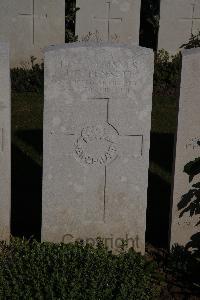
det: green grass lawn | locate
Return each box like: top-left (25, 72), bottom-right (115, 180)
top-left (12, 92), bottom-right (43, 166)
top-left (151, 96), bottom-right (178, 134)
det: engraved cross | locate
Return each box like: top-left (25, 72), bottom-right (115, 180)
top-left (18, 0), bottom-right (35, 44)
top-left (93, 1), bottom-right (122, 41)
top-left (64, 98), bottom-right (144, 223)
top-left (180, 0), bottom-right (200, 34)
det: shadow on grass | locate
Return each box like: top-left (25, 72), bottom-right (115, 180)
top-left (16, 129), bottom-right (43, 154)
top-left (150, 132), bottom-right (175, 173)
top-left (146, 171), bottom-right (171, 248)
top-left (11, 143), bottom-right (42, 241)
top-left (146, 132), bottom-right (175, 248)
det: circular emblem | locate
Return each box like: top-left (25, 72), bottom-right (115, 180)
top-left (73, 123), bottom-right (119, 167)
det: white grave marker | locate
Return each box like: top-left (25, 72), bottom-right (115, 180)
top-left (0, 0), bottom-right (65, 67)
top-left (171, 48), bottom-right (200, 249)
top-left (42, 43), bottom-right (153, 253)
top-left (158, 0), bottom-right (200, 53)
top-left (76, 0), bottom-right (141, 44)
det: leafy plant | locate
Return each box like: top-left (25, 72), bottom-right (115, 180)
top-left (0, 238), bottom-right (161, 299)
top-left (186, 232), bottom-right (200, 258)
top-left (177, 158), bottom-right (200, 255)
top-left (181, 31), bottom-right (200, 49)
top-left (178, 157), bottom-right (200, 228)
top-left (184, 157), bottom-right (200, 183)
top-left (178, 182), bottom-right (200, 226)
top-left (140, 0), bottom-right (160, 50)
top-left (153, 50), bottom-right (181, 97)
top-left (167, 244), bottom-right (200, 288)
top-left (11, 57), bottom-right (44, 93)
top-left (65, 0), bottom-right (79, 42)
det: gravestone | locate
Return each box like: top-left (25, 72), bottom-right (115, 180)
top-left (0, 42), bottom-right (10, 241)
top-left (171, 48), bottom-right (200, 249)
top-left (76, 0), bottom-right (141, 44)
top-left (42, 43), bottom-right (153, 253)
top-left (158, 0), bottom-right (200, 53)
top-left (0, 0), bottom-right (65, 67)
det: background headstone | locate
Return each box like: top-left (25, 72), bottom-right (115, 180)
top-left (171, 48), bottom-right (200, 249)
top-left (76, 0), bottom-right (141, 44)
top-left (0, 42), bottom-right (10, 241)
top-left (0, 0), bottom-right (65, 67)
top-left (42, 43), bottom-right (153, 253)
top-left (158, 0), bottom-right (200, 53)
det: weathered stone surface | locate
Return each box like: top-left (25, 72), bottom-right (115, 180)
top-left (0, 0), bottom-right (65, 67)
top-left (0, 42), bottom-right (10, 241)
top-left (76, 0), bottom-right (141, 44)
top-left (42, 43), bottom-right (153, 253)
top-left (171, 48), bottom-right (200, 249)
top-left (158, 0), bottom-right (200, 53)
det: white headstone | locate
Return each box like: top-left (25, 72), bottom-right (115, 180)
top-left (158, 0), bottom-right (200, 53)
top-left (0, 42), bottom-right (10, 241)
top-left (42, 43), bottom-right (153, 253)
top-left (0, 0), bottom-right (65, 67)
top-left (171, 48), bottom-right (200, 249)
top-left (76, 0), bottom-right (141, 44)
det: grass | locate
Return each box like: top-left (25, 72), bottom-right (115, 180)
top-left (151, 96), bottom-right (178, 134)
top-left (12, 92), bottom-right (43, 166)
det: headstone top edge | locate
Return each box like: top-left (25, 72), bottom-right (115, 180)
top-left (182, 47), bottom-right (200, 57)
top-left (44, 42), bottom-right (153, 55)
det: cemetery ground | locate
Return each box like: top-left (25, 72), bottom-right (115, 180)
top-left (9, 90), bottom-right (200, 299)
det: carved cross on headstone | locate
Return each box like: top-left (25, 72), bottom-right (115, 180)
top-left (18, 0), bottom-right (35, 44)
top-left (93, 1), bottom-right (122, 41)
top-left (180, 0), bottom-right (200, 34)
top-left (62, 98), bottom-right (143, 222)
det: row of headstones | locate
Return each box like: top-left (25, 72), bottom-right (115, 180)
top-left (1, 41), bottom-right (199, 253)
top-left (1, 0), bottom-right (200, 67)
top-left (77, 0), bottom-right (200, 53)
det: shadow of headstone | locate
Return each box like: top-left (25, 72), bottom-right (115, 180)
top-left (146, 132), bottom-right (175, 248)
top-left (146, 171), bottom-right (171, 248)
top-left (16, 129), bottom-right (43, 154)
top-left (11, 143), bottom-right (42, 240)
top-left (150, 132), bottom-right (175, 173)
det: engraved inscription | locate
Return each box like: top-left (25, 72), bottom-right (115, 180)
top-left (73, 123), bottom-right (118, 167)
top-left (18, 0), bottom-right (35, 44)
top-left (93, 1), bottom-right (122, 41)
top-left (53, 53), bottom-right (139, 97)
